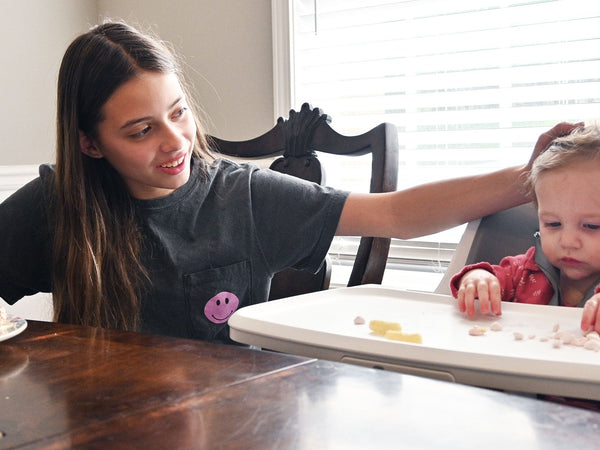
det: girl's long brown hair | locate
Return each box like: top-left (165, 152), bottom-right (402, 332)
top-left (53, 22), bottom-right (209, 330)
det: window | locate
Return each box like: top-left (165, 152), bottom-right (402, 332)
top-left (273, 0), bottom-right (600, 290)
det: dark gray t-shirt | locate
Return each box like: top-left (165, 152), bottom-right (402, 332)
top-left (0, 158), bottom-right (348, 342)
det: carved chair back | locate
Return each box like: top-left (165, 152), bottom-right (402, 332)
top-left (209, 103), bottom-right (399, 300)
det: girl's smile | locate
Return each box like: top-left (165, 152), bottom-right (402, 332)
top-left (157, 153), bottom-right (187, 174)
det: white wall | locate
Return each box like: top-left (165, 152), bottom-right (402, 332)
top-left (0, 0), bottom-right (97, 165)
top-left (0, 0), bottom-right (274, 167)
top-left (97, 0), bottom-right (274, 141)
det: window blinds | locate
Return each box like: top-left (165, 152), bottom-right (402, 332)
top-left (290, 0), bottom-right (600, 287)
top-left (292, 0), bottom-right (600, 189)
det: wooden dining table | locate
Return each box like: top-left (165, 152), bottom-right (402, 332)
top-left (1, 320), bottom-right (599, 449)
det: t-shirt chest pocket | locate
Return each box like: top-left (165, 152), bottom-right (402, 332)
top-left (183, 260), bottom-right (251, 342)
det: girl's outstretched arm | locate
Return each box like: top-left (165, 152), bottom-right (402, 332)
top-left (336, 122), bottom-right (581, 239)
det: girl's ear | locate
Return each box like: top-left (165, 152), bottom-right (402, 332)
top-left (79, 130), bottom-right (103, 159)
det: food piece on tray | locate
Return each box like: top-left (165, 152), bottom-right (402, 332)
top-left (369, 319), bottom-right (401, 335)
top-left (586, 331), bottom-right (600, 339)
top-left (468, 326), bottom-right (486, 336)
top-left (384, 329), bottom-right (423, 344)
top-left (353, 315), bottom-right (366, 325)
top-left (554, 331), bottom-right (576, 345)
top-left (490, 321), bottom-right (502, 332)
top-left (514, 331), bottom-right (524, 341)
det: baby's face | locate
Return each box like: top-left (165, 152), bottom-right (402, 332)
top-left (536, 160), bottom-right (600, 287)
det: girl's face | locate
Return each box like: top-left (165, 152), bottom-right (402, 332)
top-left (536, 160), bottom-right (600, 286)
top-left (81, 71), bottom-right (196, 200)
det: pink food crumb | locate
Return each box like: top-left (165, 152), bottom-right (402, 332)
top-left (513, 331), bottom-right (524, 341)
top-left (490, 321), bottom-right (502, 332)
top-left (555, 331), bottom-right (576, 345)
top-left (353, 316), bottom-right (366, 325)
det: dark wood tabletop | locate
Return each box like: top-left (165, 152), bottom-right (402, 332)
top-left (1, 320), bottom-right (599, 449)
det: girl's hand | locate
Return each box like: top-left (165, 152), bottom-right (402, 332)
top-left (581, 295), bottom-right (600, 334)
top-left (456, 269), bottom-right (502, 318)
top-left (525, 122), bottom-right (583, 171)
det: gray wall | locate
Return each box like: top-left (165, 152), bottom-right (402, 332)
top-left (0, 0), bottom-right (274, 165)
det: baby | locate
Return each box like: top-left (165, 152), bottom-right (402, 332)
top-left (451, 124), bottom-right (600, 334)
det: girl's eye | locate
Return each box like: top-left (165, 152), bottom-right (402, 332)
top-left (584, 224), bottom-right (600, 230)
top-left (131, 126), bottom-right (151, 139)
top-left (173, 107), bottom-right (188, 119)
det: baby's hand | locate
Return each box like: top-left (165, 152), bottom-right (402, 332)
top-left (581, 295), bottom-right (600, 334)
top-left (456, 269), bottom-right (502, 318)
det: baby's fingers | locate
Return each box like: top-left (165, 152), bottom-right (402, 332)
top-left (488, 278), bottom-right (502, 316)
top-left (476, 280), bottom-right (492, 315)
top-left (582, 298), bottom-right (600, 333)
top-left (473, 278), bottom-right (501, 316)
top-left (457, 281), bottom-right (479, 317)
top-left (457, 288), bottom-right (467, 313)
top-left (457, 278), bottom-right (501, 318)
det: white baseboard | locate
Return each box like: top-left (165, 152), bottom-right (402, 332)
top-left (0, 164), bottom-right (39, 202)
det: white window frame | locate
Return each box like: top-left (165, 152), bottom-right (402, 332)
top-left (271, 1), bottom-right (452, 290)
top-left (271, 0), bottom-right (294, 120)
top-left (271, 1), bottom-right (457, 290)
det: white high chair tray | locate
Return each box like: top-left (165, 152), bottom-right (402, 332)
top-left (229, 285), bottom-right (600, 400)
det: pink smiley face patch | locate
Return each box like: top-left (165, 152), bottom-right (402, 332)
top-left (204, 291), bottom-right (240, 324)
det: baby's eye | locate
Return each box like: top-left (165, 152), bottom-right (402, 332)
top-left (584, 224), bottom-right (600, 230)
top-left (544, 222), bottom-right (561, 228)
top-left (131, 126), bottom-right (151, 139)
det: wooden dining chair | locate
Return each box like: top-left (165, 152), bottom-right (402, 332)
top-left (209, 103), bottom-right (399, 300)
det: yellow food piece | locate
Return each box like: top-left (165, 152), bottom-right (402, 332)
top-left (369, 320), bottom-right (401, 335)
top-left (384, 330), bottom-right (423, 344)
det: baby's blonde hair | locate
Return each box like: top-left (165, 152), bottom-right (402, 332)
top-left (527, 123), bottom-right (600, 206)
